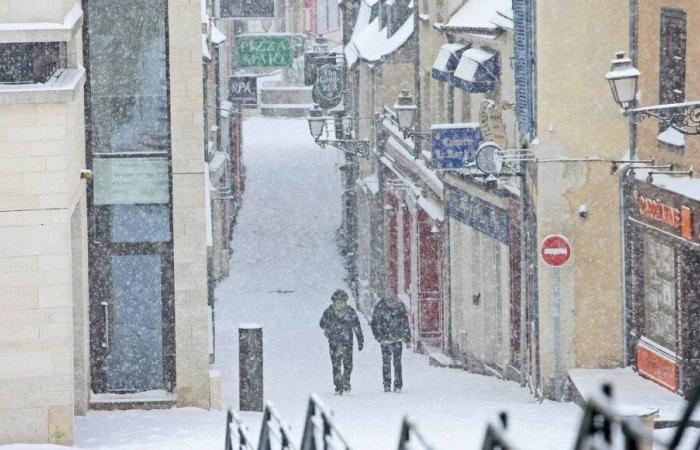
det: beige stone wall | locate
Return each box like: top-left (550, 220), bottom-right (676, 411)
top-left (0, 0), bottom-right (71, 23)
top-left (168, 0), bottom-right (211, 409)
top-left (0, 87), bottom-right (86, 447)
top-left (636, 0), bottom-right (700, 168)
top-left (534, 0), bottom-right (629, 395)
top-left (0, 0), bottom-right (87, 440)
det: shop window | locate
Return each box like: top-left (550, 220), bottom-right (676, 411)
top-left (0, 43), bottom-right (62, 84)
top-left (643, 235), bottom-right (677, 352)
top-left (658, 8), bottom-right (686, 148)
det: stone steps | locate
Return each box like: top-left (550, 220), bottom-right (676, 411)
top-left (258, 86), bottom-right (314, 117)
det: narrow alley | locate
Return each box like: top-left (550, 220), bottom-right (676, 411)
top-left (212, 117), bottom-right (582, 449)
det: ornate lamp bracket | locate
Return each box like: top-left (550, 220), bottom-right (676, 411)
top-left (625, 101), bottom-right (700, 135)
top-left (315, 138), bottom-right (370, 157)
top-left (400, 130), bottom-right (432, 143)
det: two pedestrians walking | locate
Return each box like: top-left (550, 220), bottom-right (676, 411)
top-left (320, 290), bottom-right (412, 394)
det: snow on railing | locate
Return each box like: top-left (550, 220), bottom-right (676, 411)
top-left (225, 385), bottom-right (700, 450)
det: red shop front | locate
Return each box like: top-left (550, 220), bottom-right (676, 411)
top-left (384, 170), bottom-right (445, 349)
top-left (624, 177), bottom-right (700, 398)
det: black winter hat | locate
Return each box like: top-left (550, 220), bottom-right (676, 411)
top-left (331, 289), bottom-right (348, 302)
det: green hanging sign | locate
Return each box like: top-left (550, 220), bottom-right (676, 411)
top-left (235, 35), bottom-right (292, 68)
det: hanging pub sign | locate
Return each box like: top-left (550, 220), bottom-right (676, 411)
top-left (304, 52), bottom-right (336, 86)
top-left (235, 34), bottom-right (292, 68)
top-left (479, 99), bottom-right (510, 150)
top-left (221, 0), bottom-right (274, 18)
top-left (431, 123), bottom-right (482, 170)
top-left (229, 75), bottom-right (257, 107)
top-left (312, 64), bottom-right (344, 109)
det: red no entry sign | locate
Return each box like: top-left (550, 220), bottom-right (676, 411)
top-left (540, 235), bottom-right (572, 268)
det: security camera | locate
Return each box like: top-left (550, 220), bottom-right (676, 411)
top-left (578, 204), bottom-right (589, 219)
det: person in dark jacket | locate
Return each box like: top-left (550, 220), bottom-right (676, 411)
top-left (319, 289), bottom-right (364, 395)
top-left (370, 293), bottom-right (412, 392)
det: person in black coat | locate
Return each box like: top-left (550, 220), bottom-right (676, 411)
top-left (370, 293), bottom-right (411, 392)
top-left (319, 289), bottom-right (364, 395)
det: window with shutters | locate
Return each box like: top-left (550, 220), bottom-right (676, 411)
top-left (658, 8), bottom-right (687, 138)
top-left (513, 0), bottom-right (535, 137)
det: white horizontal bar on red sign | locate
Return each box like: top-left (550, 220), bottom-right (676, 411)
top-left (543, 248), bottom-right (568, 255)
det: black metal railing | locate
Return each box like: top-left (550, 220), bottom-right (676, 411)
top-left (397, 417), bottom-right (435, 450)
top-left (481, 413), bottom-right (518, 450)
top-left (226, 385), bottom-right (700, 450)
top-left (300, 394), bottom-right (352, 450)
top-left (573, 384), bottom-right (700, 450)
top-left (225, 409), bottom-right (255, 450)
top-left (258, 403), bottom-right (297, 450)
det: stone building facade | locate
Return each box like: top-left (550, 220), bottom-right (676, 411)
top-left (0, 0), bottom-right (220, 444)
top-left (0, 0), bottom-right (88, 443)
top-left (622, 0), bottom-right (700, 398)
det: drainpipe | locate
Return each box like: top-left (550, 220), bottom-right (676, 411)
top-left (621, 0), bottom-right (639, 368)
top-left (413, 3), bottom-right (422, 158)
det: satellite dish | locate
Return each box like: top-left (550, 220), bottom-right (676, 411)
top-left (475, 141), bottom-right (504, 175)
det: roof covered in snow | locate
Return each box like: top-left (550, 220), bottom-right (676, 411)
top-left (345, 1), bottom-right (415, 67)
top-left (436, 0), bottom-right (513, 34)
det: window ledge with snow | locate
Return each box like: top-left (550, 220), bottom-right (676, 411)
top-left (0, 67), bottom-right (86, 105)
top-left (657, 127), bottom-right (685, 149)
top-left (0, 4), bottom-right (83, 43)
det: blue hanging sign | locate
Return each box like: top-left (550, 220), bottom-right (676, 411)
top-left (431, 124), bottom-right (482, 170)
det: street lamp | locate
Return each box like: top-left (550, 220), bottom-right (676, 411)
top-left (605, 52), bottom-right (639, 109)
top-left (306, 104), bottom-right (370, 157)
top-left (308, 104), bottom-right (327, 140)
top-left (605, 51), bottom-right (700, 135)
top-left (393, 90), bottom-right (431, 142)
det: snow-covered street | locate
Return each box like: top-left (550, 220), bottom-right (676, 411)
top-left (35, 116), bottom-right (581, 450)
top-left (211, 117), bottom-right (583, 449)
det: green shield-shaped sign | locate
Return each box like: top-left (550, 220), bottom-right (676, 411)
top-left (312, 64), bottom-right (344, 109)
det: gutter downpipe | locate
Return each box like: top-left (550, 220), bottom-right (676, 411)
top-left (619, 0), bottom-right (639, 367)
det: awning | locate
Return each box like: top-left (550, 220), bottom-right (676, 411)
top-left (453, 48), bottom-right (499, 93)
top-left (431, 43), bottom-right (468, 82)
top-left (344, 0), bottom-right (415, 67)
top-left (210, 24), bottom-right (226, 45)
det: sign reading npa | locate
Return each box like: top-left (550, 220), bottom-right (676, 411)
top-left (229, 75), bottom-right (257, 107)
top-left (221, 0), bottom-right (274, 18)
top-left (236, 35), bottom-right (292, 68)
top-left (431, 123), bottom-right (482, 170)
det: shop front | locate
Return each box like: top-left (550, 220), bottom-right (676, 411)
top-left (445, 178), bottom-right (522, 379)
top-left (382, 159), bottom-right (446, 350)
top-left (624, 177), bottom-right (700, 397)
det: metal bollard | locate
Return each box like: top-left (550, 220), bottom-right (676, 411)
top-left (239, 324), bottom-right (263, 412)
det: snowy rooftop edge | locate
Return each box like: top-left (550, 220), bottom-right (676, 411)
top-left (0, 4), bottom-right (83, 42)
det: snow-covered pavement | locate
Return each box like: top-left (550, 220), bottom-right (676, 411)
top-left (212, 117), bottom-right (583, 449)
top-left (3, 116), bottom-right (585, 450)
